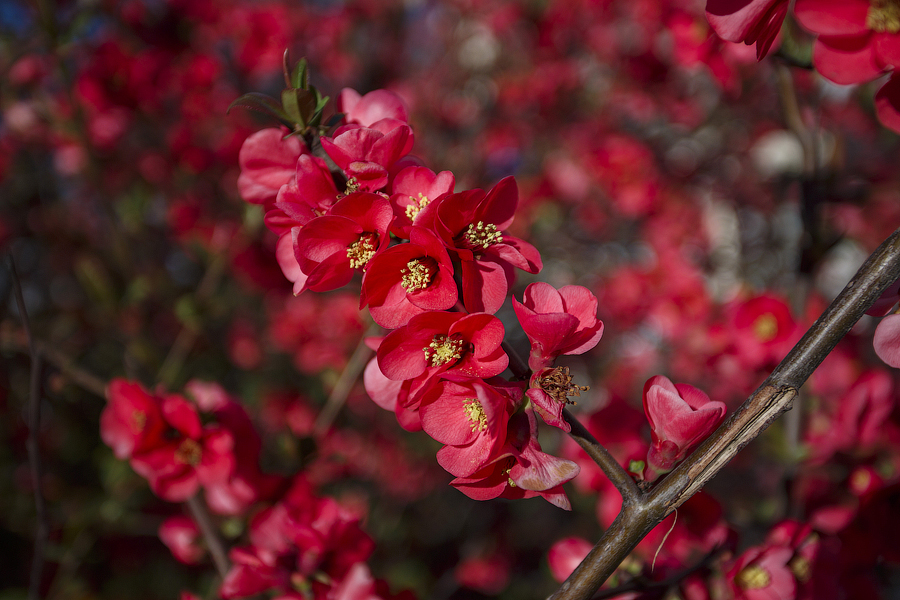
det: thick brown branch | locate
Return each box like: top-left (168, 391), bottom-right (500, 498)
top-left (550, 227), bottom-right (900, 600)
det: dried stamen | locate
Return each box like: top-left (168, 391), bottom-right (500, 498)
top-left (537, 366), bottom-right (589, 405)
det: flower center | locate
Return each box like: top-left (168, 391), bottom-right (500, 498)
top-left (400, 257), bottom-right (437, 292)
top-left (464, 398), bottom-right (488, 432)
top-left (175, 438), bottom-right (202, 466)
top-left (868, 0), bottom-right (900, 33)
top-left (347, 233), bottom-right (378, 269)
top-left (131, 410), bottom-right (147, 432)
top-left (735, 565), bottom-right (771, 590)
top-left (752, 313), bottom-right (778, 342)
top-left (463, 221), bottom-right (503, 251)
top-left (789, 556), bottom-right (811, 583)
top-left (423, 334), bottom-right (465, 367)
top-left (344, 177), bottom-right (360, 195)
top-left (536, 366), bottom-right (589, 405)
top-left (404, 193), bottom-right (431, 222)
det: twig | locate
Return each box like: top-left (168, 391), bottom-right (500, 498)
top-left (187, 495), bottom-right (230, 580)
top-left (549, 226), bottom-right (900, 600)
top-left (9, 258), bottom-right (49, 600)
top-left (313, 320), bottom-right (381, 436)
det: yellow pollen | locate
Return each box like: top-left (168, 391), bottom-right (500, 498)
top-left (789, 556), bottom-right (811, 583)
top-left (735, 565), bottom-right (771, 590)
top-left (463, 398), bottom-right (488, 432)
top-left (131, 410), bottom-right (147, 432)
top-left (347, 234), bottom-right (377, 269)
top-left (404, 193), bottom-right (430, 222)
top-left (538, 366), bottom-right (589, 405)
top-left (464, 221), bottom-right (503, 250)
top-left (752, 313), bottom-right (778, 342)
top-left (868, 0), bottom-right (900, 32)
top-left (175, 438), bottom-right (202, 466)
top-left (344, 177), bottom-right (360, 195)
top-left (400, 259), bottom-right (433, 292)
top-left (423, 334), bottom-right (465, 367)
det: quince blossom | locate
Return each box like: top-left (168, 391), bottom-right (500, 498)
top-left (434, 176), bottom-right (542, 314)
top-left (236, 127), bottom-right (305, 205)
top-left (643, 375), bottom-right (726, 475)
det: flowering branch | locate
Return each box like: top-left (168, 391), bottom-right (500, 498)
top-left (550, 226), bottom-right (900, 600)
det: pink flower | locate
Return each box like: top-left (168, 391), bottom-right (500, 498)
top-left (706, 0), bottom-right (789, 59)
top-left (237, 127), bottom-right (306, 205)
top-left (643, 376), bottom-right (726, 474)
top-left (360, 227), bottom-right (458, 329)
top-left (434, 176), bottom-right (542, 314)
top-left (513, 282), bottom-right (604, 372)
top-left (547, 537), bottom-right (593, 583)
top-left (158, 516), bottom-right (204, 564)
top-left (874, 313), bottom-right (900, 367)
top-left (727, 544), bottom-right (796, 600)
top-left (387, 166), bottom-right (455, 239)
top-left (320, 123), bottom-right (413, 192)
top-left (338, 87), bottom-right (409, 127)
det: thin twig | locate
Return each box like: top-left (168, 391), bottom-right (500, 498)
top-left (313, 320), bottom-right (382, 436)
top-left (550, 227), bottom-right (900, 600)
top-left (187, 495), bottom-right (230, 580)
top-left (9, 258), bottom-right (49, 600)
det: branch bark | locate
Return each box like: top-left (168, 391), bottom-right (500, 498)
top-left (550, 226), bottom-right (900, 600)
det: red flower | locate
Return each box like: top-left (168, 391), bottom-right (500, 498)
top-left (420, 378), bottom-right (523, 477)
top-left (376, 311), bottom-right (509, 410)
top-left (338, 87), bottom-right (409, 127)
top-left (320, 123), bottom-right (413, 192)
top-left (435, 176), bottom-right (542, 313)
top-left (387, 166), bottom-right (455, 239)
top-left (513, 282), bottom-right (604, 372)
top-left (643, 375), bottom-right (725, 475)
top-left (450, 410), bottom-right (580, 510)
top-left (874, 312), bottom-right (900, 367)
top-left (237, 127), bottom-right (306, 205)
top-left (360, 226), bottom-right (457, 329)
top-left (292, 191), bottom-right (393, 293)
top-left (547, 537), bottom-right (593, 583)
top-left (100, 379), bottom-right (167, 460)
top-left (129, 393), bottom-right (235, 502)
top-left (706, 0), bottom-right (789, 59)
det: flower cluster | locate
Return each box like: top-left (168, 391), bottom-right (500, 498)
top-left (233, 79), bottom-right (618, 509)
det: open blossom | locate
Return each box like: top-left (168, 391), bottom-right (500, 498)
top-left (320, 122), bottom-right (413, 192)
top-left (434, 176), bottom-right (542, 314)
top-left (420, 378), bottom-right (523, 478)
top-left (643, 376), bottom-right (726, 474)
top-left (100, 379), bottom-right (168, 460)
top-left (388, 166), bottom-right (455, 239)
top-left (292, 191), bottom-right (393, 293)
top-left (236, 127), bottom-right (306, 205)
top-left (360, 226), bottom-right (457, 329)
top-left (727, 544), bottom-right (796, 600)
top-left (376, 311), bottom-right (509, 410)
top-left (450, 409), bottom-right (580, 510)
top-left (513, 282), bottom-right (604, 372)
top-left (338, 87), bottom-right (409, 127)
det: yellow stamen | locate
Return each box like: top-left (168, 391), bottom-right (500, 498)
top-left (404, 193), bottom-right (430, 222)
top-left (735, 565), bottom-right (771, 590)
top-left (131, 410), bottom-right (147, 432)
top-left (868, 0), bottom-right (900, 33)
top-left (464, 221), bottom-right (503, 250)
top-left (347, 234), bottom-right (377, 269)
top-left (463, 398), bottom-right (488, 432)
top-left (400, 258), bottom-right (434, 292)
top-left (175, 439), bottom-right (202, 466)
top-left (423, 334), bottom-right (465, 367)
top-left (752, 313), bottom-right (778, 342)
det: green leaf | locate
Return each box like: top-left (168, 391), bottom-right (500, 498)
top-left (291, 57), bottom-right (309, 89)
top-left (227, 92), bottom-right (291, 123)
top-left (282, 89), bottom-right (303, 126)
